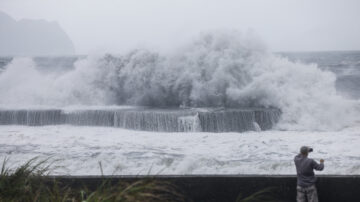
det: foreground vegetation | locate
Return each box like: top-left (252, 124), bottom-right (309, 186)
top-left (0, 157), bottom-right (281, 202)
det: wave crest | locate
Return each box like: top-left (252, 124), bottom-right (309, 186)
top-left (0, 30), bottom-right (358, 130)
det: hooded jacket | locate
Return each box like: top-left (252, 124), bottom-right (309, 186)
top-left (294, 154), bottom-right (324, 187)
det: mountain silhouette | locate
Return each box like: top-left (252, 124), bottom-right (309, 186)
top-left (0, 11), bottom-right (75, 56)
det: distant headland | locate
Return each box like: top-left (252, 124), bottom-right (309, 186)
top-left (0, 11), bottom-right (75, 56)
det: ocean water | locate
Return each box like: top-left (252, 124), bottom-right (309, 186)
top-left (0, 31), bottom-right (359, 174)
top-left (1, 125), bottom-right (360, 175)
top-left (279, 51), bottom-right (360, 99)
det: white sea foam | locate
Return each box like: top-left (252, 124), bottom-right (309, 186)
top-left (0, 30), bottom-right (359, 130)
top-left (0, 125), bottom-right (359, 175)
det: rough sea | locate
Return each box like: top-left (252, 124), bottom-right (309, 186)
top-left (0, 32), bottom-right (359, 175)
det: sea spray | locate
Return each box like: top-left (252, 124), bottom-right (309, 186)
top-left (0, 30), bottom-right (358, 130)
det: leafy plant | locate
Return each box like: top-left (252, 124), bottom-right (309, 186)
top-left (0, 157), bottom-right (188, 202)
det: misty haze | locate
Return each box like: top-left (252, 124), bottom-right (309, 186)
top-left (0, 0), bottom-right (360, 201)
top-left (0, 11), bottom-right (74, 56)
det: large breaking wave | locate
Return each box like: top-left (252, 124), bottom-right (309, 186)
top-left (0, 30), bottom-right (359, 130)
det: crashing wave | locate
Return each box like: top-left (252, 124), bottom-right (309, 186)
top-left (0, 30), bottom-right (358, 130)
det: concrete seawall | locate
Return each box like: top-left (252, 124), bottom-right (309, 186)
top-left (51, 175), bottom-right (360, 202)
top-left (0, 108), bottom-right (281, 132)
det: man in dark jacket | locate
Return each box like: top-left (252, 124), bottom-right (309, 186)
top-left (294, 146), bottom-right (324, 202)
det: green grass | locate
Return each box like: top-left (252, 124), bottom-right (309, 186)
top-left (0, 157), bottom-right (188, 202)
top-left (0, 157), bottom-right (282, 202)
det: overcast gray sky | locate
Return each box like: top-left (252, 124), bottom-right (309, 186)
top-left (1, 0), bottom-right (360, 54)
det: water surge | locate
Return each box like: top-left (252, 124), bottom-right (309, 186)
top-left (0, 30), bottom-right (358, 130)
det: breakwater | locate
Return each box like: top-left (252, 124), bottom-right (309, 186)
top-left (0, 107), bottom-right (281, 132)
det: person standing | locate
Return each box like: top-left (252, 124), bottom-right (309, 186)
top-left (294, 146), bottom-right (324, 202)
